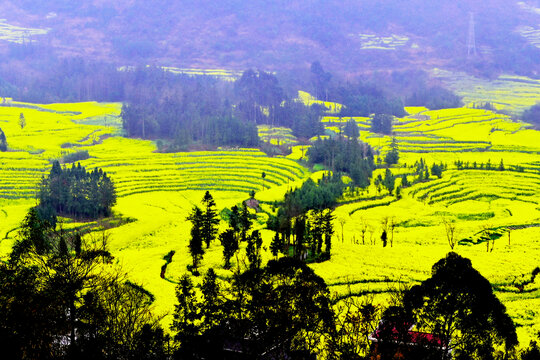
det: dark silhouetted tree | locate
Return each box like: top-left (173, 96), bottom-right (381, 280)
top-left (270, 231), bottom-right (282, 259)
top-left (201, 191), bottom-right (219, 248)
top-left (403, 252), bottom-right (518, 360)
top-left (219, 229), bottom-right (238, 269)
top-left (187, 206), bottom-right (205, 273)
top-left (246, 230), bottom-right (262, 270)
top-left (383, 168), bottom-right (396, 193)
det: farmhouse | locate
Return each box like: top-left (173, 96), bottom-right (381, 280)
top-left (368, 320), bottom-right (449, 359)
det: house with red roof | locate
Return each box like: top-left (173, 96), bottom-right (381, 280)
top-left (368, 320), bottom-right (451, 359)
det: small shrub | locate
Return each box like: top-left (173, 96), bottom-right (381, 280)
top-left (61, 150), bottom-right (90, 163)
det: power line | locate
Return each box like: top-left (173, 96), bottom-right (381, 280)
top-left (467, 12), bottom-right (477, 58)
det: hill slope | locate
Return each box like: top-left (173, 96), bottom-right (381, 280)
top-left (0, 0), bottom-right (539, 76)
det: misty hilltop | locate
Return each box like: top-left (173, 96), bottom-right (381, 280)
top-left (0, 0), bottom-right (540, 76)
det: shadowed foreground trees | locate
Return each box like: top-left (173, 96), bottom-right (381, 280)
top-left (171, 257), bottom-right (335, 359)
top-left (0, 209), bottom-right (167, 360)
top-left (408, 252), bottom-right (518, 359)
top-left (376, 252), bottom-right (518, 360)
top-left (1, 207), bottom-right (522, 360)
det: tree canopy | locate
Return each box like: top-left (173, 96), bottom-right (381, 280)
top-left (307, 136), bottom-right (375, 189)
top-left (171, 257), bottom-right (335, 358)
top-left (401, 252), bottom-right (518, 360)
top-left (371, 113), bottom-right (394, 135)
top-left (38, 161), bottom-right (116, 220)
top-left (1, 209), bottom-right (167, 360)
top-left (406, 86), bottom-right (463, 110)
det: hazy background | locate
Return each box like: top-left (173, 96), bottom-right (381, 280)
top-left (0, 0), bottom-right (539, 77)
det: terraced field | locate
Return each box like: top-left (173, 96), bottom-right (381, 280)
top-left (297, 91), bottom-right (343, 114)
top-left (1, 97), bottom-right (540, 348)
top-left (432, 68), bottom-right (540, 113)
top-left (0, 103), bottom-right (308, 202)
top-left (0, 19), bottom-right (49, 43)
top-left (410, 170), bottom-right (540, 206)
top-left (258, 125), bottom-right (298, 145)
top-left (301, 101), bottom-right (540, 347)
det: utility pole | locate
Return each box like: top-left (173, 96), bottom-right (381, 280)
top-left (467, 12), bottom-right (477, 59)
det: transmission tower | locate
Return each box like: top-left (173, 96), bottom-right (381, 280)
top-left (467, 12), bottom-right (477, 58)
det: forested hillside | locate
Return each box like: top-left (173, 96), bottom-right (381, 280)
top-left (0, 0), bottom-right (539, 77)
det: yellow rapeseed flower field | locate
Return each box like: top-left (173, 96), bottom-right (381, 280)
top-left (1, 100), bottom-right (540, 346)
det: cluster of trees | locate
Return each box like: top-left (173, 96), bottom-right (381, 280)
top-left (0, 58), bottom-right (126, 104)
top-left (38, 161), bottom-right (116, 220)
top-left (3, 206), bottom-right (538, 359)
top-left (328, 81), bottom-right (406, 118)
top-left (272, 209), bottom-right (335, 261)
top-left (185, 192), bottom-right (221, 273)
top-left (171, 252), bottom-right (525, 359)
top-left (454, 159), bottom-right (508, 172)
top-left (370, 113), bottom-right (394, 135)
top-left (120, 68), bottom-right (258, 149)
top-left (367, 159), bottom-right (446, 199)
top-left (374, 169), bottom-right (399, 196)
top-left (1, 208), bottom-right (167, 359)
top-left (120, 67), bottom-right (326, 148)
top-left (185, 192), bottom-right (263, 273)
top-left (307, 137), bottom-right (376, 190)
top-left (219, 203), bottom-right (262, 270)
top-left (0, 127), bottom-right (6, 151)
top-left (409, 158), bottom-right (446, 182)
top-left (172, 258), bottom-right (334, 359)
top-left (266, 177), bottom-right (339, 262)
top-left (406, 86), bottom-right (463, 110)
top-left (277, 175), bottom-right (343, 219)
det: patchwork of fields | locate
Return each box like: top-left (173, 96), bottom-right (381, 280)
top-left (432, 68), bottom-right (540, 113)
top-left (1, 96), bottom-right (540, 347)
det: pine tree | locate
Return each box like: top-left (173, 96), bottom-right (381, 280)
top-left (19, 113), bottom-right (26, 129)
top-left (322, 209), bottom-right (335, 255)
top-left (246, 230), bottom-right (262, 269)
top-left (400, 174), bottom-right (409, 187)
top-left (383, 168), bottom-right (395, 193)
top-left (343, 118), bottom-right (359, 139)
top-left (187, 207), bottom-right (205, 273)
top-left (201, 191), bottom-right (219, 248)
top-left (239, 203), bottom-right (252, 242)
top-left (199, 269), bottom-right (222, 331)
top-left (172, 275), bottom-right (200, 355)
top-left (270, 231), bottom-right (282, 259)
top-left (228, 205), bottom-right (241, 235)
top-left (384, 137), bottom-right (399, 165)
top-left (219, 229), bottom-right (238, 269)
